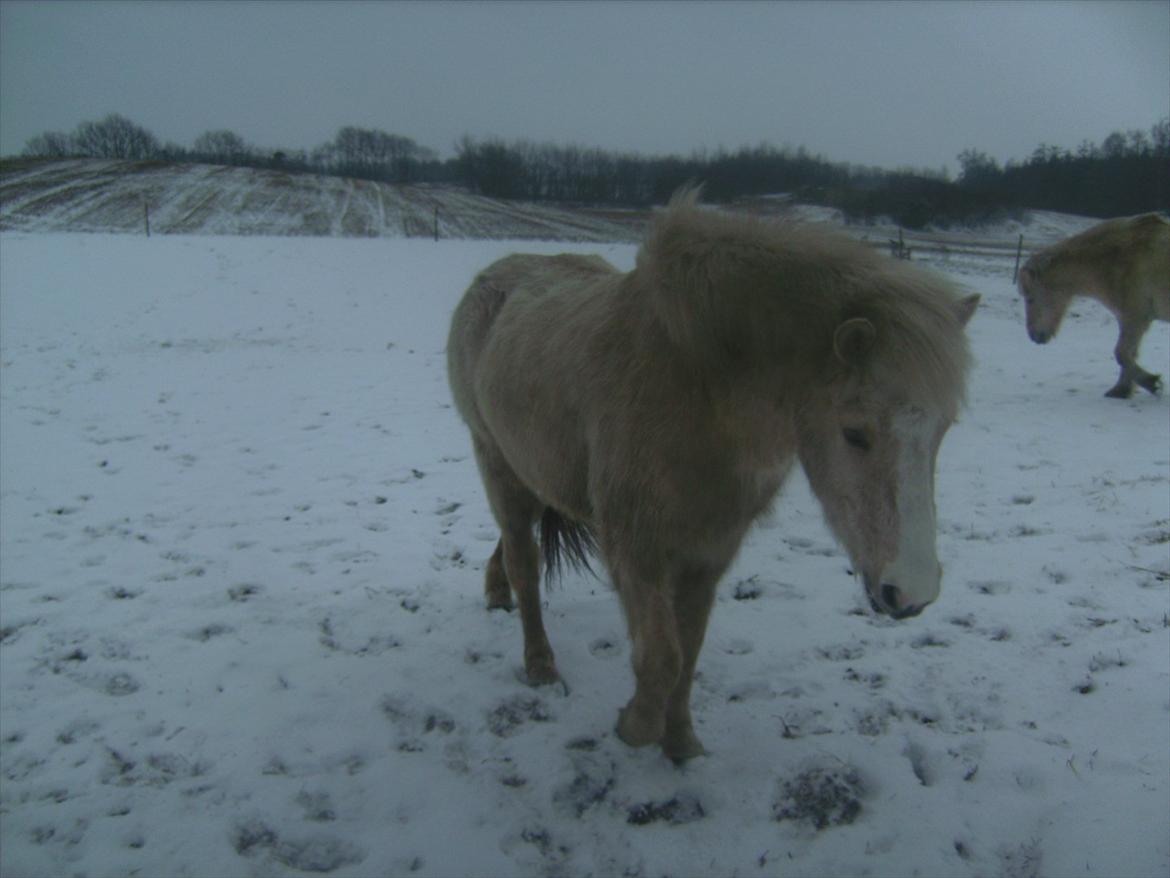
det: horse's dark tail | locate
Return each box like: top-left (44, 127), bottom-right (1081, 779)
top-left (539, 507), bottom-right (599, 581)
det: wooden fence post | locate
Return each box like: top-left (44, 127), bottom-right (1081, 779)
top-left (888, 228), bottom-right (911, 259)
top-left (1012, 233), bottom-right (1024, 283)
top-left (143, 200), bottom-right (151, 238)
top-left (434, 206), bottom-right (439, 242)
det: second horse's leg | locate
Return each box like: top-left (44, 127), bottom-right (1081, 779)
top-left (1106, 316), bottom-right (1156, 398)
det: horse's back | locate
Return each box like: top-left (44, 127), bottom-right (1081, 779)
top-left (447, 251), bottom-right (619, 440)
top-left (1125, 214), bottom-right (1170, 319)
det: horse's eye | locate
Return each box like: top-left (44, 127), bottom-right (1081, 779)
top-left (842, 428), bottom-right (871, 451)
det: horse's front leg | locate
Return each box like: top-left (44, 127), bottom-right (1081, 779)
top-left (615, 574), bottom-right (681, 749)
top-left (1106, 315), bottom-right (1157, 398)
top-left (661, 574), bottom-right (718, 762)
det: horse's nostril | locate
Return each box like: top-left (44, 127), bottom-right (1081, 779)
top-left (878, 584), bottom-right (925, 619)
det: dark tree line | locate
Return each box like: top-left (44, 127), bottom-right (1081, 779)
top-left (19, 113), bottom-right (1170, 227)
top-left (21, 114), bottom-right (442, 184)
top-left (948, 122), bottom-right (1170, 221)
top-left (453, 124), bottom-right (1169, 227)
top-left (451, 137), bottom-right (852, 205)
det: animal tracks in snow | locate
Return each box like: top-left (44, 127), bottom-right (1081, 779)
top-left (1, 235), bottom-right (1166, 878)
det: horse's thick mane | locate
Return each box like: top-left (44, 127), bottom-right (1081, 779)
top-left (634, 187), bottom-right (972, 407)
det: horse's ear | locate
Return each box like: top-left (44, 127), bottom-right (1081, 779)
top-left (833, 317), bottom-right (876, 367)
top-left (954, 293), bottom-right (980, 327)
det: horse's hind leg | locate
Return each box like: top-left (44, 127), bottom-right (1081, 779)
top-left (1106, 316), bottom-right (1159, 398)
top-left (472, 437), bottom-right (560, 685)
top-left (484, 540), bottom-right (513, 610)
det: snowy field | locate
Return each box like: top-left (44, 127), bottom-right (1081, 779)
top-left (1, 231), bottom-right (1167, 878)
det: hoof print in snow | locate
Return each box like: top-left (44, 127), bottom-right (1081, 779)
top-left (106, 586), bottom-right (141, 600)
top-left (626, 792), bottom-right (705, 826)
top-left (296, 791), bottom-right (337, 823)
top-left (1087, 651), bottom-right (1129, 673)
top-left (424, 711), bottom-right (456, 734)
top-left (843, 667), bottom-right (886, 690)
top-left (816, 643), bottom-right (865, 662)
top-left (773, 766), bottom-right (864, 831)
top-left (968, 580), bottom-right (1011, 596)
top-left (553, 754), bottom-right (616, 818)
top-left (381, 697), bottom-right (457, 752)
top-left (517, 826), bottom-right (571, 867)
top-left (272, 835), bottom-right (365, 873)
top-left (997, 839), bottom-right (1043, 878)
top-left (227, 584), bottom-right (262, 602)
top-left (189, 623), bottom-right (233, 642)
top-left (588, 637), bottom-right (621, 658)
top-left (233, 817), bottom-right (365, 873)
top-left (102, 748), bottom-right (205, 787)
top-left (102, 673), bottom-right (140, 696)
top-left (910, 633), bottom-right (950, 649)
top-left (732, 577), bottom-right (763, 600)
top-left (487, 695), bottom-right (552, 738)
top-left (233, 819), bottom-right (278, 856)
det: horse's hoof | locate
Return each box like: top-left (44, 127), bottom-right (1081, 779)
top-left (522, 657), bottom-right (561, 688)
top-left (1104, 385), bottom-right (1133, 399)
top-left (663, 732), bottom-right (708, 764)
top-left (485, 595), bottom-right (514, 612)
top-left (1138, 374), bottom-right (1162, 395)
top-left (616, 706), bottom-right (664, 748)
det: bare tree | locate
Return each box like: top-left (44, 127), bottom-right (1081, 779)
top-left (1151, 118), bottom-right (1170, 156)
top-left (72, 114), bottom-right (159, 160)
top-left (191, 129), bottom-right (253, 165)
top-left (22, 131), bottom-right (74, 158)
top-left (326, 126), bottom-right (436, 181)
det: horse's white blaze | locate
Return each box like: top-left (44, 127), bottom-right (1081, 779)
top-left (885, 408), bottom-right (941, 608)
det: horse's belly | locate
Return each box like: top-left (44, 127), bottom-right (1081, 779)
top-left (477, 375), bottom-right (593, 520)
top-left (473, 276), bottom-right (616, 523)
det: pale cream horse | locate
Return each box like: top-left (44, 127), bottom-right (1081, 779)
top-left (1018, 213), bottom-right (1170, 398)
top-left (448, 190), bottom-right (979, 761)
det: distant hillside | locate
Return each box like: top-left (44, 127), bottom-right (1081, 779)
top-left (0, 159), bottom-right (1101, 269)
top-left (0, 159), bottom-right (642, 242)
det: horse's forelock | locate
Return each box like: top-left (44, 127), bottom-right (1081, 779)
top-left (875, 292), bottom-right (973, 409)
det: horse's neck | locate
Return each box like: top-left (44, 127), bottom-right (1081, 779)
top-left (1043, 253), bottom-right (1105, 300)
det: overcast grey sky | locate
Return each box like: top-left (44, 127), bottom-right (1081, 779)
top-left (1, 1), bottom-right (1167, 173)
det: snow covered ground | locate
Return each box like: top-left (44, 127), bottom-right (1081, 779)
top-left (0, 230), bottom-right (1167, 878)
